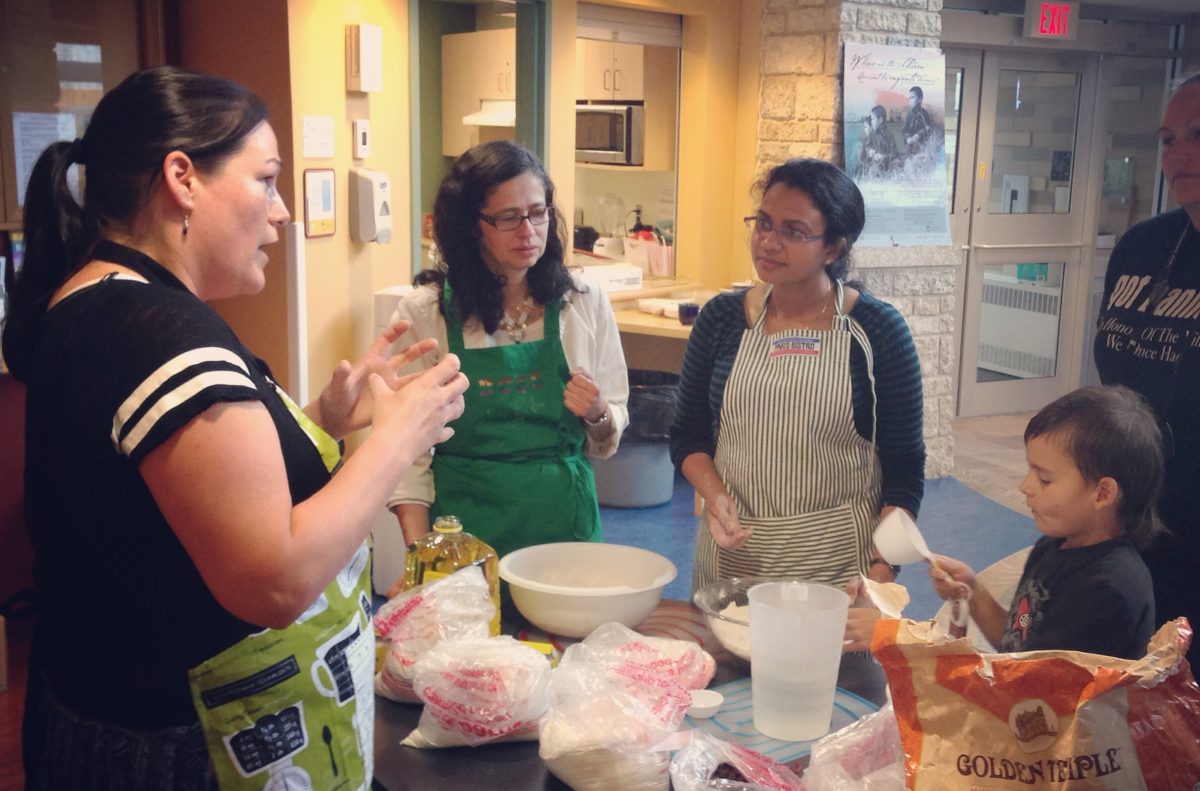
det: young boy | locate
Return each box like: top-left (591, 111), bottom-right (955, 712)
top-left (930, 385), bottom-right (1164, 660)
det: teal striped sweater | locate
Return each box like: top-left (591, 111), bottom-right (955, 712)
top-left (668, 288), bottom-right (926, 515)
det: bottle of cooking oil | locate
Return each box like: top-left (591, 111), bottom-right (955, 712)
top-left (404, 515), bottom-right (500, 635)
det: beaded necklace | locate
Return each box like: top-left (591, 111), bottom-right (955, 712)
top-left (500, 297), bottom-right (535, 343)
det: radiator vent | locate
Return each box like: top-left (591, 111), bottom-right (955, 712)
top-left (982, 281), bottom-right (1060, 315)
top-left (979, 343), bottom-right (1056, 378)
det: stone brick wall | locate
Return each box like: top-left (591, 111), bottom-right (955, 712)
top-left (756, 0), bottom-right (957, 477)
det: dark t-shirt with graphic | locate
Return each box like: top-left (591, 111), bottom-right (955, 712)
top-left (1093, 210), bottom-right (1200, 661)
top-left (999, 536), bottom-right (1154, 660)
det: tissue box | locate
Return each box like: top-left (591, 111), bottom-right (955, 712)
top-left (578, 263), bottom-right (643, 294)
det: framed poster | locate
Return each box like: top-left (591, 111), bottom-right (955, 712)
top-left (304, 168), bottom-right (336, 237)
top-left (843, 43), bottom-right (951, 246)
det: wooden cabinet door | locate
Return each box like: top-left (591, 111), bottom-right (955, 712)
top-left (577, 39), bottom-right (615, 101)
top-left (475, 28), bottom-right (515, 100)
top-left (611, 41), bottom-right (643, 102)
top-left (442, 28), bottom-right (516, 157)
top-left (576, 39), bottom-right (643, 103)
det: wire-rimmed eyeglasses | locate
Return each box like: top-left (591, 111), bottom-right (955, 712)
top-left (480, 206), bottom-right (554, 231)
top-left (743, 215), bottom-right (824, 245)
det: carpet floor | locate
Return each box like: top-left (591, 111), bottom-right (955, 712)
top-left (599, 473), bottom-right (1040, 621)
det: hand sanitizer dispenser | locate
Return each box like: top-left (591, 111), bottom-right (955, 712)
top-left (350, 168), bottom-right (392, 244)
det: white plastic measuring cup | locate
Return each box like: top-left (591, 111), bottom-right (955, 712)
top-left (873, 510), bottom-right (970, 628)
top-left (748, 581), bottom-right (849, 741)
top-left (873, 509), bottom-right (933, 565)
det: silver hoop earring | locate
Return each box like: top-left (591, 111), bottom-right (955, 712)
top-left (183, 214), bottom-right (190, 239)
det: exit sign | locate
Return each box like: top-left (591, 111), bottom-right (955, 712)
top-left (1023, 0), bottom-right (1079, 41)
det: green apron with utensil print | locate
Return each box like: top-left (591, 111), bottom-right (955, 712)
top-left (188, 388), bottom-right (374, 791)
top-left (430, 284), bottom-right (601, 560)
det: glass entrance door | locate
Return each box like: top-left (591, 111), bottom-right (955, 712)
top-left (955, 51), bottom-right (1098, 417)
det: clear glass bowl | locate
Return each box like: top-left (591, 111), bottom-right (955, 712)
top-left (692, 576), bottom-right (811, 661)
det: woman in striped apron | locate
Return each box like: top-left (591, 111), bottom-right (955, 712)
top-left (670, 158), bottom-right (926, 652)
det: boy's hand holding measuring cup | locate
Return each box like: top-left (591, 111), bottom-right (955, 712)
top-left (873, 510), bottom-right (971, 632)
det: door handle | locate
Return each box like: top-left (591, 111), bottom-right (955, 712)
top-left (973, 243), bottom-right (1084, 250)
top-left (604, 68), bottom-right (611, 92)
top-left (614, 68), bottom-right (621, 93)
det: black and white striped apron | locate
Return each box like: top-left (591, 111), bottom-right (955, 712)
top-left (693, 280), bottom-right (882, 591)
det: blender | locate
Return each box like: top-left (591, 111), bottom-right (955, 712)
top-left (592, 195), bottom-right (626, 258)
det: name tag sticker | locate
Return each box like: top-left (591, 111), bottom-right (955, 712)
top-left (769, 336), bottom-right (821, 357)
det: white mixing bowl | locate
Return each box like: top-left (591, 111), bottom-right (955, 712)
top-left (499, 542), bottom-right (677, 638)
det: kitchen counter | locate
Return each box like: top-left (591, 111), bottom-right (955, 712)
top-left (613, 308), bottom-right (692, 340)
top-left (603, 277), bottom-right (708, 373)
top-left (371, 606), bottom-right (886, 791)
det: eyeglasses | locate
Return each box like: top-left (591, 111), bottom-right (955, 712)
top-left (743, 215), bottom-right (824, 245)
top-left (480, 206), bottom-right (554, 231)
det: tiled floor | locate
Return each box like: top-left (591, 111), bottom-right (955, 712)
top-left (950, 412), bottom-right (1034, 515)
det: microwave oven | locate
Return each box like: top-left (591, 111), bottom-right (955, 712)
top-left (575, 104), bottom-right (644, 165)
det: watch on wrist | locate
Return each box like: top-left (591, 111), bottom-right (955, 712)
top-left (584, 409), bottom-right (610, 427)
top-left (870, 558), bottom-right (901, 577)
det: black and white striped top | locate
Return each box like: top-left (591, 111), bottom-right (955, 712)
top-left (23, 241), bottom-right (332, 729)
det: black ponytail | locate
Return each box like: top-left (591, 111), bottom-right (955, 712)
top-left (2, 141), bottom-right (96, 380)
top-left (1, 66), bottom-right (267, 382)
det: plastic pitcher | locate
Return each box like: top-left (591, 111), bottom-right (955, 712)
top-left (748, 580), bottom-right (849, 741)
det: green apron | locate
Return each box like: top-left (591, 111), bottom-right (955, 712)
top-left (431, 283), bottom-right (601, 559)
top-left (188, 386), bottom-right (374, 791)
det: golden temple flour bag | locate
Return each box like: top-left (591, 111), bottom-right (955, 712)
top-left (872, 617), bottom-right (1200, 790)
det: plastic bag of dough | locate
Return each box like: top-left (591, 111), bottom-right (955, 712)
top-left (371, 565), bottom-right (493, 703)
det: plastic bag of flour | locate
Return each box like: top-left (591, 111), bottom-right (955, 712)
top-left (371, 566), bottom-right (493, 703)
top-left (871, 617), bottom-right (1200, 790)
top-left (402, 636), bottom-right (550, 747)
top-left (539, 641), bottom-right (692, 791)
top-left (579, 622), bottom-right (716, 691)
top-left (802, 704), bottom-right (905, 790)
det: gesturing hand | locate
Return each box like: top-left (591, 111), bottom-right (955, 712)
top-left (368, 353), bottom-right (468, 454)
top-left (314, 320), bottom-right (438, 439)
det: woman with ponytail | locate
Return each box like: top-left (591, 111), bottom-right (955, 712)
top-left (6, 66), bottom-right (467, 790)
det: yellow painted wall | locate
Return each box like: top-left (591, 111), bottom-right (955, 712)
top-left (286, 0), bottom-right (413, 407)
top-left (181, 0), bottom-right (413, 414)
top-left (178, 0), bottom-right (294, 387)
top-left (548, 0), bottom-right (759, 290)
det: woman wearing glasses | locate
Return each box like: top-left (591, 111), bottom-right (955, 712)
top-left (670, 158), bottom-right (925, 644)
top-left (383, 140), bottom-right (629, 571)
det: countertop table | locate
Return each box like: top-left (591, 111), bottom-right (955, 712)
top-left (371, 609), bottom-right (887, 791)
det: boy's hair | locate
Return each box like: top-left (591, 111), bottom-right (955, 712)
top-left (1024, 385), bottom-right (1165, 549)
top-left (909, 86), bottom-right (924, 101)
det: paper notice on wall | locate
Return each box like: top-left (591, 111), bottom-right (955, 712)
top-left (13, 112), bottom-right (80, 207)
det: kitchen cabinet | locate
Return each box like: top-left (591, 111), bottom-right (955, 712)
top-left (576, 45), bottom-right (677, 173)
top-left (442, 27), bottom-right (515, 157)
top-left (575, 38), bottom-right (643, 103)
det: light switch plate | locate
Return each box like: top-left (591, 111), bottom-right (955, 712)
top-left (353, 119), bottom-right (370, 159)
